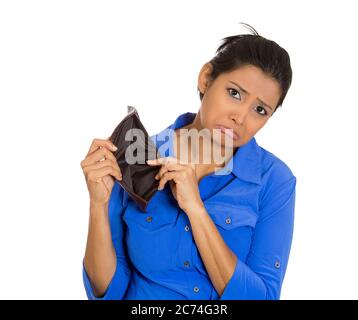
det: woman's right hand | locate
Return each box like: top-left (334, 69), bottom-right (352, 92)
top-left (80, 138), bottom-right (122, 205)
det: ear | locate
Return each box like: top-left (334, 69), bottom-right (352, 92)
top-left (197, 62), bottom-right (213, 95)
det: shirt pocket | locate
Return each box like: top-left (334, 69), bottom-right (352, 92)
top-left (204, 201), bottom-right (259, 261)
top-left (204, 201), bottom-right (258, 230)
top-left (122, 197), bottom-right (180, 273)
top-left (123, 193), bottom-right (180, 231)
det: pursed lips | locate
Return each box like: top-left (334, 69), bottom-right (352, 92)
top-left (215, 125), bottom-right (240, 140)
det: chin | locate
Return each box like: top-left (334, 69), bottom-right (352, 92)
top-left (210, 134), bottom-right (237, 149)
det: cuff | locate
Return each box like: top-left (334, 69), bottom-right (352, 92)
top-left (219, 257), bottom-right (267, 300)
top-left (82, 258), bottom-right (132, 300)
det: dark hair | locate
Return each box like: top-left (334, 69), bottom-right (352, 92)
top-left (198, 22), bottom-right (292, 115)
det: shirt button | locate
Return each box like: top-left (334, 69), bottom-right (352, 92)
top-left (225, 217), bottom-right (231, 224)
top-left (193, 286), bottom-right (200, 293)
top-left (184, 261), bottom-right (190, 267)
top-left (184, 225), bottom-right (190, 232)
top-left (275, 261), bottom-right (281, 269)
top-left (146, 216), bottom-right (153, 222)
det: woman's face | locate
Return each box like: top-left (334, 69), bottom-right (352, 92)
top-left (195, 63), bottom-right (282, 149)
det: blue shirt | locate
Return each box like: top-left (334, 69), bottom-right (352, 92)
top-left (82, 111), bottom-right (297, 300)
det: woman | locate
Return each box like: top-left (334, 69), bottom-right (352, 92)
top-left (80, 23), bottom-right (296, 300)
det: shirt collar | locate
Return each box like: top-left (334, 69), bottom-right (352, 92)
top-left (152, 112), bottom-right (262, 185)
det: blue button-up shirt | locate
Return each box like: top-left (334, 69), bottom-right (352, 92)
top-left (82, 111), bottom-right (297, 300)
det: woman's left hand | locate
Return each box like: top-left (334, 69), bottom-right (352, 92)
top-left (146, 157), bottom-right (204, 214)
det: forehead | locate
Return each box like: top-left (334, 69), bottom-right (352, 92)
top-left (220, 65), bottom-right (282, 106)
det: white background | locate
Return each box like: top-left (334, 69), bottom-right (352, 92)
top-left (1, 0), bottom-right (357, 299)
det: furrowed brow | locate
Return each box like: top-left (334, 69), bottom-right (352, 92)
top-left (228, 80), bottom-right (273, 111)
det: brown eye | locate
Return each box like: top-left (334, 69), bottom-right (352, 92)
top-left (255, 106), bottom-right (267, 116)
top-left (228, 88), bottom-right (241, 100)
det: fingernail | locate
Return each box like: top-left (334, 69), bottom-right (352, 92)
top-left (112, 145), bottom-right (118, 151)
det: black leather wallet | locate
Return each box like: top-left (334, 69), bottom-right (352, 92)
top-left (108, 106), bottom-right (162, 212)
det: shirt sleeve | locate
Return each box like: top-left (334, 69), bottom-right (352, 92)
top-left (82, 181), bottom-right (133, 300)
top-left (219, 172), bottom-right (297, 300)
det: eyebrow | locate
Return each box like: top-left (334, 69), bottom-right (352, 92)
top-left (228, 80), bottom-right (274, 111)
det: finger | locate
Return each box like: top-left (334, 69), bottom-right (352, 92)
top-left (158, 171), bottom-right (182, 190)
top-left (155, 162), bottom-right (186, 180)
top-left (147, 156), bottom-right (179, 166)
top-left (87, 166), bottom-right (122, 183)
top-left (83, 159), bottom-right (122, 180)
top-left (85, 146), bottom-right (116, 164)
top-left (86, 138), bottom-right (117, 157)
top-left (81, 146), bottom-right (119, 170)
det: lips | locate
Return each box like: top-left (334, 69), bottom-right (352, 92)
top-left (215, 125), bottom-right (240, 140)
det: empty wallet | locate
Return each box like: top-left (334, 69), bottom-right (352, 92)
top-left (108, 106), bottom-right (162, 212)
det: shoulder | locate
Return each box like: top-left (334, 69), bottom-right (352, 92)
top-left (257, 146), bottom-right (297, 207)
top-left (259, 145), bottom-right (296, 185)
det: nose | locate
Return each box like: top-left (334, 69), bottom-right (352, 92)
top-left (230, 103), bottom-right (249, 125)
top-left (231, 114), bottom-right (245, 126)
